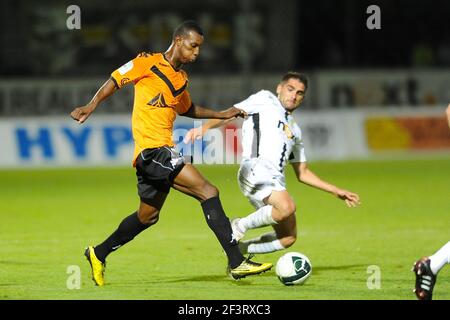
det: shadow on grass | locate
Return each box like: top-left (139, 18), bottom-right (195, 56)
top-left (112, 265), bottom-right (367, 286)
top-left (165, 275), bottom-right (252, 284)
top-left (120, 272), bottom-right (274, 286)
top-left (160, 267), bottom-right (276, 285)
top-left (0, 260), bottom-right (35, 265)
top-left (312, 264), bottom-right (367, 275)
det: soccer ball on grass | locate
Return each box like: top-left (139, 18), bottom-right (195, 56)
top-left (275, 252), bottom-right (312, 286)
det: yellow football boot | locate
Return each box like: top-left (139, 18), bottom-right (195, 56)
top-left (84, 246), bottom-right (106, 286)
top-left (228, 255), bottom-right (273, 279)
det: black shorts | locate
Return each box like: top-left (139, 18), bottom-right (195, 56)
top-left (135, 146), bottom-right (185, 200)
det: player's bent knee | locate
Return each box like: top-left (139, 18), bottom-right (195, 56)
top-left (200, 183), bottom-right (219, 201)
top-left (137, 209), bottom-right (160, 225)
top-left (278, 202), bottom-right (296, 219)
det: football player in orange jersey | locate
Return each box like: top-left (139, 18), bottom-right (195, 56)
top-left (70, 20), bottom-right (272, 286)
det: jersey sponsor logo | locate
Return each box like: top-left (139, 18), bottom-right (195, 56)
top-left (120, 77), bottom-right (131, 86)
top-left (147, 92), bottom-right (168, 107)
top-left (278, 121), bottom-right (294, 139)
top-left (118, 61), bottom-right (134, 75)
top-left (283, 124), bottom-right (294, 139)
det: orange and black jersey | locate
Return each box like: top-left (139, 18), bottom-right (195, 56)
top-left (110, 52), bottom-right (193, 165)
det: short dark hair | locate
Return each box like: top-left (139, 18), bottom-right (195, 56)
top-left (173, 20), bottom-right (204, 39)
top-left (281, 72), bottom-right (308, 90)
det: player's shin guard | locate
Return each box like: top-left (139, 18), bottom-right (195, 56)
top-left (201, 196), bottom-right (244, 268)
top-left (94, 211), bottom-right (151, 262)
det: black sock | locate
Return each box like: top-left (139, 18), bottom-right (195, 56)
top-left (94, 211), bottom-right (150, 263)
top-left (201, 196), bottom-right (244, 269)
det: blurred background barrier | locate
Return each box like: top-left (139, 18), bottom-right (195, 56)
top-left (1, 107), bottom-right (448, 168)
top-left (1, 0), bottom-right (450, 167)
top-left (1, 69), bottom-right (449, 116)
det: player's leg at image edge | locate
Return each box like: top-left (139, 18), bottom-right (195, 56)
top-left (412, 241), bottom-right (450, 300)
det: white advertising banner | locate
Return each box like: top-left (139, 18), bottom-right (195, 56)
top-left (1, 108), bottom-right (448, 168)
top-left (0, 112), bottom-right (364, 168)
top-left (0, 115), bottom-right (135, 167)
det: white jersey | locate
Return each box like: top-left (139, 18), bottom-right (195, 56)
top-left (234, 90), bottom-right (307, 173)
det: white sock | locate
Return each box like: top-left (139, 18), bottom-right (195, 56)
top-left (242, 231), bottom-right (278, 245)
top-left (238, 205), bottom-right (275, 232)
top-left (239, 232), bottom-right (278, 255)
top-left (247, 239), bottom-right (285, 254)
top-left (429, 241), bottom-right (450, 275)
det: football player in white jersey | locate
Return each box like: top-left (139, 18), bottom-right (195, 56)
top-left (184, 72), bottom-right (361, 255)
top-left (412, 104), bottom-right (450, 300)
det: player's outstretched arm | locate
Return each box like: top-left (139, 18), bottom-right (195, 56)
top-left (182, 105), bottom-right (246, 143)
top-left (183, 118), bottom-right (236, 143)
top-left (70, 78), bottom-right (117, 124)
top-left (183, 104), bottom-right (246, 120)
top-left (291, 162), bottom-right (361, 208)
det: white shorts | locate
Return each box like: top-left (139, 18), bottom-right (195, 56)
top-left (237, 158), bottom-right (286, 209)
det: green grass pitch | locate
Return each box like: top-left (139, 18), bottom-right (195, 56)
top-left (0, 157), bottom-right (449, 300)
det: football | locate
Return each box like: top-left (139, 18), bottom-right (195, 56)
top-left (275, 252), bottom-right (312, 286)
